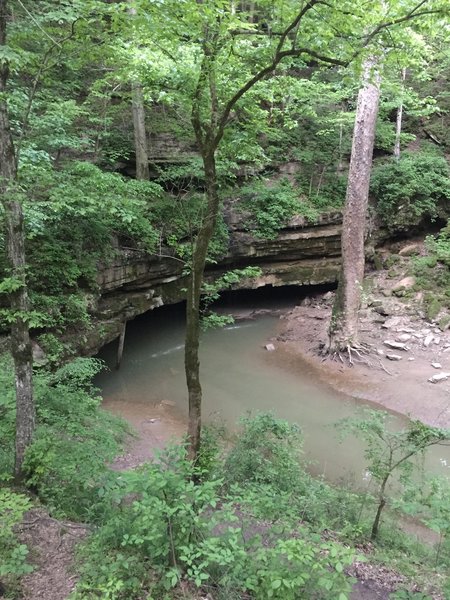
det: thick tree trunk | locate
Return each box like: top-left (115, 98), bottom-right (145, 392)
top-left (0, 0), bottom-right (35, 479)
top-left (393, 68), bottom-right (406, 160)
top-left (328, 59), bottom-right (380, 353)
top-left (131, 81), bottom-right (150, 180)
top-left (185, 149), bottom-right (220, 461)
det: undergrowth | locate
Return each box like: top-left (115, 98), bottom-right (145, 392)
top-left (0, 356), bottom-right (127, 519)
top-left (1, 384), bottom-right (448, 599)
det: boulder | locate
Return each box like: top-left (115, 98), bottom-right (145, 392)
top-left (423, 334), bottom-right (434, 348)
top-left (32, 341), bottom-right (47, 366)
top-left (382, 317), bottom-right (402, 329)
top-left (265, 343), bottom-right (276, 351)
top-left (386, 354), bottom-right (402, 361)
top-left (383, 340), bottom-right (408, 351)
top-left (396, 333), bottom-right (412, 342)
top-left (395, 276), bottom-right (416, 290)
top-left (429, 373), bottom-right (450, 384)
top-left (399, 243), bottom-right (421, 257)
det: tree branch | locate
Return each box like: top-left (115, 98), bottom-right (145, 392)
top-left (360, 1), bottom-right (447, 52)
top-left (214, 45), bottom-right (344, 148)
top-left (15, 18), bottom-right (80, 166)
top-left (16, 0), bottom-right (61, 47)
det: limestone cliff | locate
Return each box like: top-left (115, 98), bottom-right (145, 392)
top-left (84, 209), bottom-right (344, 354)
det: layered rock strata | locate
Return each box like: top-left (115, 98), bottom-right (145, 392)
top-left (82, 210), bottom-right (343, 354)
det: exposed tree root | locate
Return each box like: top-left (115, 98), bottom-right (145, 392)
top-left (377, 358), bottom-right (393, 376)
top-left (324, 341), bottom-right (395, 373)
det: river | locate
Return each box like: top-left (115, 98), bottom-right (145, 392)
top-left (96, 301), bottom-right (450, 485)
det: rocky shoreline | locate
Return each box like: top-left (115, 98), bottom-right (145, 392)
top-left (273, 278), bottom-right (450, 430)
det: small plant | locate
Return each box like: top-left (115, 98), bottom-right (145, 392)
top-left (224, 413), bottom-right (304, 492)
top-left (400, 476), bottom-right (450, 567)
top-left (0, 488), bottom-right (34, 594)
top-left (200, 266), bottom-right (262, 330)
top-left (337, 410), bottom-right (450, 540)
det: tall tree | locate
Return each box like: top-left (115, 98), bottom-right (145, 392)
top-left (327, 1), bottom-right (449, 356)
top-left (0, 0), bottom-right (35, 479)
top-left (128, 1), bottom-right (150, 180)
top-left (328, 59), bottom-right (381, 356)
top-left (131, 0), bottom-right (449, 459)
top-left (182, 2), bottom-right (348, 460)
top-left (393, 67), bottom-right (407, 159)
top-left (131, 81), bottom-right (150, 179)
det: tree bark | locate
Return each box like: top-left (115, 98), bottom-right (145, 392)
top-left (0, 0), bottom-right (35, 480)
top-left (128, 0), bottom-right (150, 181)
top-left (328, 59), bottom-right (381, 353)
top-left (131, 81), bottom-right (150, 180)
top-left (393, 68), bottom-right (406, 160)
top-left (185, 147), bottom-right (220, 461)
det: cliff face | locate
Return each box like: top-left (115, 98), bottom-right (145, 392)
top-left (83, 209), bottom-right (343, 355)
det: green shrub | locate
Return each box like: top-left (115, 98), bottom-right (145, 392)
top-left (73, 442), bottom-right (356, 600)
top-left (223, 413), bottom-right (304, 492)
top-left (371, 152), bottom-right (450, 232)
top-left (240, 178), bottom-right (316, 239)
top-left (413, 226), bottom-right (450, 319)
top-left (0, 356), bottom-right (126, 519)
top-left (0, 488), bottom-right (34, 595)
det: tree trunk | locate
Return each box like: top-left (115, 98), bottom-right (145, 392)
top-left (0, 0), bottom-right (35, 480)
top-left (328, 59), bottom-right (381, 353)
top-left (128, 0), bottom-right (150, 181)
top-left (371, 473), bottom-right (389, 540)
top-left (393, 68), bottom-right (406, 160)
top-left (131, 81), bottom-right (150, 180)
top-left (185, 148), bottom-right (220, 461)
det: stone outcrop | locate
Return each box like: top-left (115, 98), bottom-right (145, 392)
top-left (81, 209), bottom-right (344, 354)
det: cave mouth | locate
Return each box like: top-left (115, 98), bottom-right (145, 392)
top-left (121, 282), bottom-right (337, 333)
top-left (212, 282), bottom-right (337, 312)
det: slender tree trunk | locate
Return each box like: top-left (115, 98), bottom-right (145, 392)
top-left (328, 59), bottom-right (381, 353)
top-left (371, 473), bottom-right (389, 540)
top-left (185, 147), bottom-right (220, 461)
top-left (116, 321), bottom-right (127, 369)
top-left (0, 0), bottom-right (35, 480)
top-left (131, 81), bottom-right (150, 180)
top-left (393, 68), bottom-right (406, 160)
top-left (128, 1), bottom-right (150, 181)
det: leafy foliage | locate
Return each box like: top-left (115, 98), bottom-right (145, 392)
top-left (337, 410), bottom-right (450, 539)
top-left (0, 488), bottom-right (33, 590)
top-left (412, 225), bottom-right (450, 322)
top-left (72, 434), bottom-right (356, 600)
top-left (371, 152), bottom-right (450, 232)
top-left (240, 178), bottom-right (316, 239)
top-left (0, 357), bottom-right (126, 518)
top-left (224, 413), bottom-right (303, 491)
top-left (200, 266), bottom-right (262, 330)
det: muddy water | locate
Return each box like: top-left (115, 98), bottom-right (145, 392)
top-left (96, 303), bottom-right (450, 485)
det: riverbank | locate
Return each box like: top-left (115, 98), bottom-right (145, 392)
top-left (105, 274), bottom-right (450, 472)
top-left (274, 287), bottom-right (450, 430)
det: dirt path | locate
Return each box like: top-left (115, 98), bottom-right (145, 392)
top-left (16, 509), bottom-right (89, 600)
